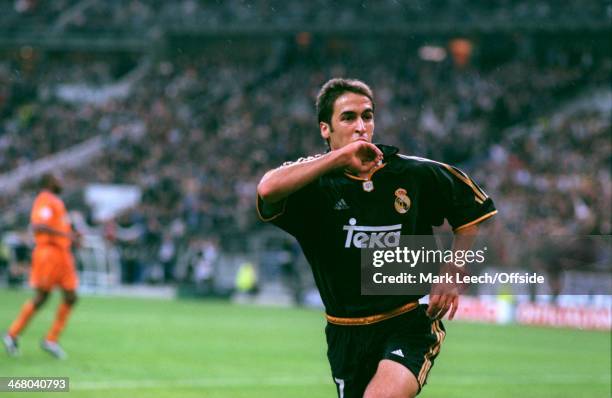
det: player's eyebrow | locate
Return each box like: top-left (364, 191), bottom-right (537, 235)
top-left (339, 108), bottom-right (373, 118)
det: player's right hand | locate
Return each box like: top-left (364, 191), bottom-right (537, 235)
top-left (339, 141), bottom-right (383, 175)
top-left (427, 263), bottom-right (469, 320)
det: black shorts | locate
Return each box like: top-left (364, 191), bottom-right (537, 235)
top-left (325, 304), bottom-right (445, 398)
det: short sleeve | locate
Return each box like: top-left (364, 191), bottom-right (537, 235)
top-left (425, 162), bottom-right (497, 231)
top-left (256, 181), bottom-right (323, 238)
top-left (31, 197), bottom-right (56, 226)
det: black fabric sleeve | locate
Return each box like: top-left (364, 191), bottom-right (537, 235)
top-left (256, 181), bottom-right (322, 238)
top-left (425, 161), bottom-right (497, 231)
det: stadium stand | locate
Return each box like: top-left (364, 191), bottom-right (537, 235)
top-left (0, 1), bottom-right (610, 301)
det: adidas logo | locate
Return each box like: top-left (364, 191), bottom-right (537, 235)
top-left (333, 199), bottom-right (349, 210)
top-left (391, 349), bottom-right (404, 358)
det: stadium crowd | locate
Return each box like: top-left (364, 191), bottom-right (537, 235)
top-left (1, 0), bottom-right (609, 32)
top-left (0, 3), bottom-right (610, 284)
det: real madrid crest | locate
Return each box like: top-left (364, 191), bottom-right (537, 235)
top-left (394, 188), bottom-right (411, 214)
top-left (362, 180), bottom-right (374, 192)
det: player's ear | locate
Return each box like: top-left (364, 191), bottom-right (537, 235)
top-left (320, 122), bottom-right (331, 140)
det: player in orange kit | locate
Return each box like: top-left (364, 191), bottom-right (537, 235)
top-left (3, 173), bottom-right (80, 359)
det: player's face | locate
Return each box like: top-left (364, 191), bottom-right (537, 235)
top-left (50, 175), bottom-right (63, 194)
top-left (320, 92), bottom-right (374, 150)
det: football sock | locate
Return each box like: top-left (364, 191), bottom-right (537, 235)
top-left (46, 302), bottom-right (72, 342)
top-left (8, 300), bottom-right (36, 338)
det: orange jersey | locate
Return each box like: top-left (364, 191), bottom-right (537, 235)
top-left (30, 190), bottom-right (72, 250)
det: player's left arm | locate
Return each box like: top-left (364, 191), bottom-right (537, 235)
top-left (426, 224), bottom-right (479, 320)
top-left (422, 160), bottom-right (497, 320)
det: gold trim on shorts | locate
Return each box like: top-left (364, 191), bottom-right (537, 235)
top-left (325, 301), bottom-right (419, 326)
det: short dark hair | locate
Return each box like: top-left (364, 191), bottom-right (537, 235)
top-left (316, 78), bottom-right (375, 126)
top-left (39, 173), bottom-right (56, 189)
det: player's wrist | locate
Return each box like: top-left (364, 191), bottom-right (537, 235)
top-left (326, 148), bottom-right (351, 171)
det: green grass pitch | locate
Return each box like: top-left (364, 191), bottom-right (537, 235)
top-left (0, 289), bottom-right (609, 397)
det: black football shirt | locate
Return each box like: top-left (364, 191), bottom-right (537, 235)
top-left (257, 144), bottom-right (497, 317)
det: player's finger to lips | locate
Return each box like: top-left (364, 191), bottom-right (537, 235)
top-left (360, 161), bottom-right (376, 171)
top-left (362, 142), bottom-right (378, 153)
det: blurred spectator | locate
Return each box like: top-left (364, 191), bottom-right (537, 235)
top-left (0, 4), bottom-right (609, 284)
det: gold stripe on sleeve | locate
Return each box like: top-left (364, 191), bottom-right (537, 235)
top-left (442, 164), bottom-right (488, 202)
top-left (255, 195), bottom-right (287, 222)
top-left (453, 210), bottom-right (498, 232)
top-left (397, 155), bottom-right (489, 203)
